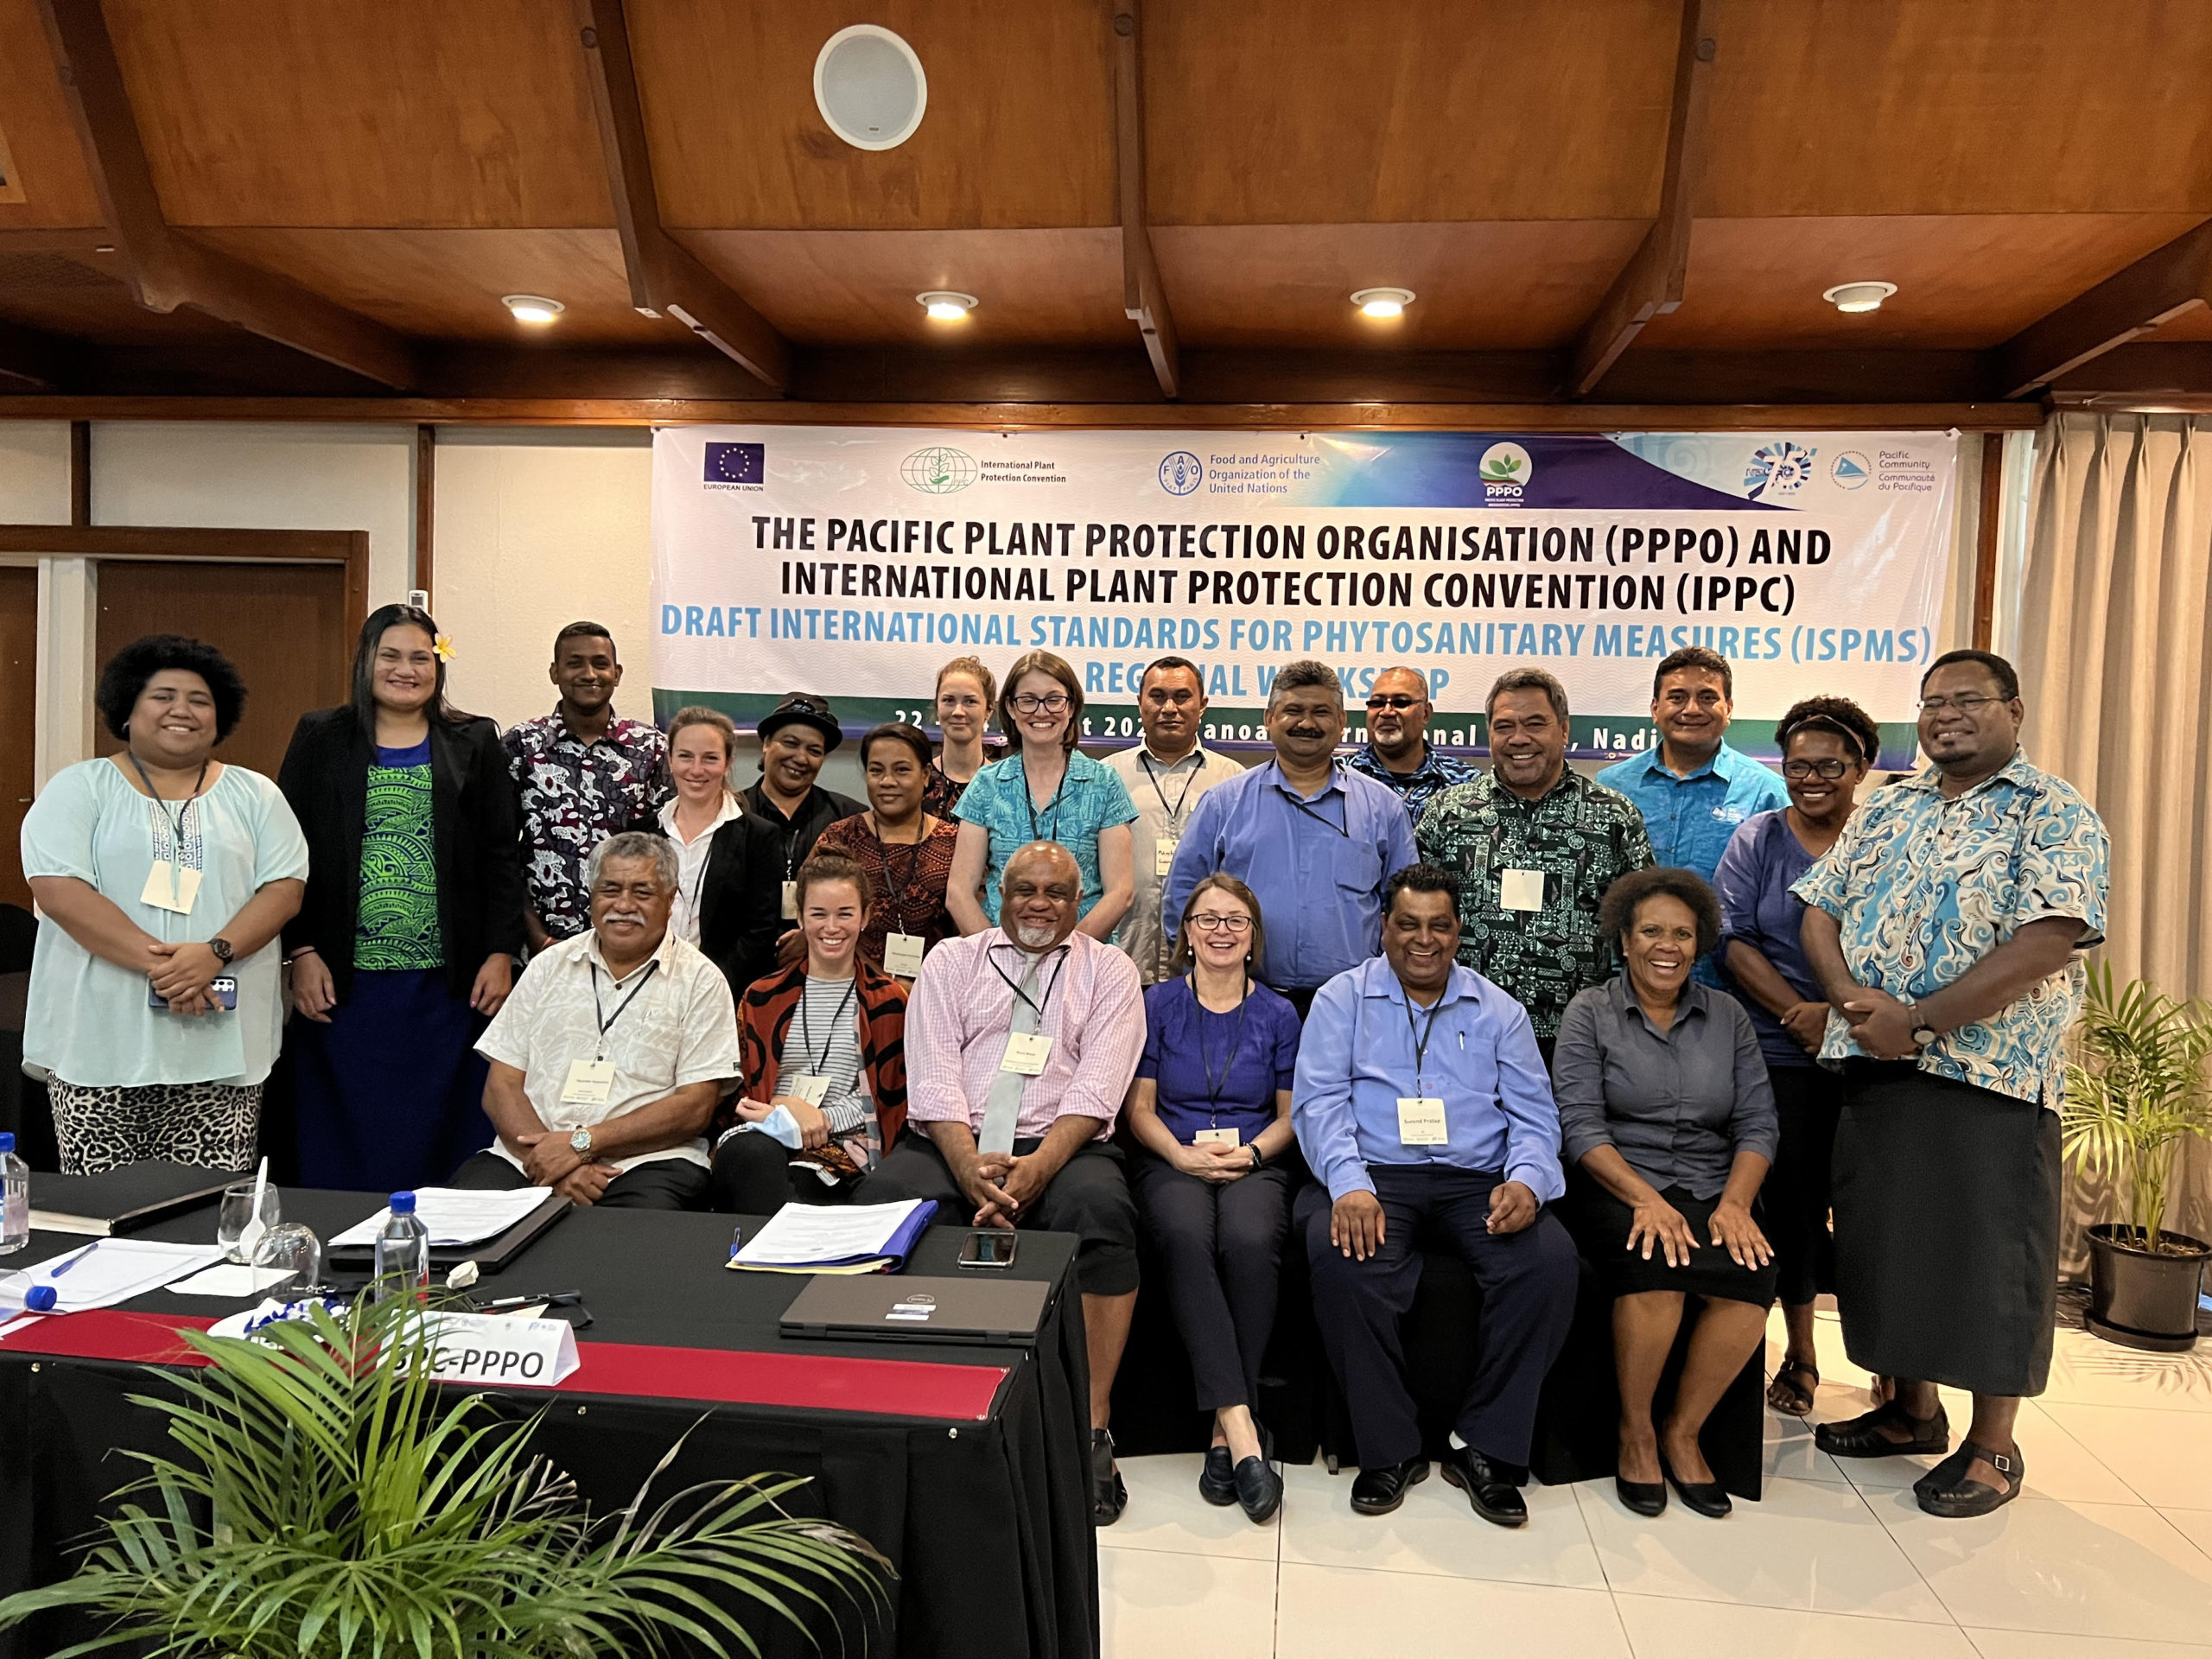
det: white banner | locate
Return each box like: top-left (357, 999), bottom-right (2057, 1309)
top-left (652, 426), bottom-right (1957, 764)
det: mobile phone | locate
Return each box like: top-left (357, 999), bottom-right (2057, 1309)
top-left (957, 1229), bottom-right (1018, 1269)
top-left (149, 976), bottom-right (238, 1011)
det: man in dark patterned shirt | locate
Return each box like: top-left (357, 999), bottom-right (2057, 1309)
top-left (1343, 665), bottom-right (1475, 829)
top-left (1415, 668), bottom-right (1653, 1058)
top-left (503, 621), bottom-right (668, 948)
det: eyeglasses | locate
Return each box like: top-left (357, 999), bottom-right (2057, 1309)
top-left (1188, 913), bottom-right (1253, 934)
top-left (1917, 694), bottom-right (2003, 715)
top-left (1782, 759), bottom-right (1851, 780)
top-left (1010, 693), bottom-right (1071, 715)
top-left (1365, 695), bottom-right (1422, 711)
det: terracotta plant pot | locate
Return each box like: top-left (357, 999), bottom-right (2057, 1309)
top-left (2085, 1224), bottom-right (2210, 1353)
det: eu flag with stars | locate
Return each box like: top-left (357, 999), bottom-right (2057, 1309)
top-left (705, 442), bottom-right (764, 484)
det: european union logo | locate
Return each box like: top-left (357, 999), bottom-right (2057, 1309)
top-left (705, 442), bottom-right (763, 484)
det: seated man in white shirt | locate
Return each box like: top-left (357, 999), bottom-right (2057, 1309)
top-left (453, 830), bottom-right (740, 1210)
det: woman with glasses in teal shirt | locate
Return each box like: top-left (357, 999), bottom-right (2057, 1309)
top-left (946, 650), bottom-right (1136, 938)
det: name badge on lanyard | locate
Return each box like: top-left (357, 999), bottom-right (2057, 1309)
top-left (1154, 836), bottom-right (1178, 877)
top-left (787, 1073), bottom-right (831, 1108)
top-left (1193, 1126), bottom-right (1240, 1148)
top-left (1499, 868), bottom-right (1546, 912)
top-left (883, 931), bottom-right (925, 978)
top-left (1001, 1032), bottom-right (1054, 1075)
top-left (1396, 1096), bottom-right (1449, 1145)
top-left (561, 1059), bottom-right (617, 1105)
top-left (141, 861), bottom-right (202, 915)
top-left (781, 879), bottom-right (799, 920)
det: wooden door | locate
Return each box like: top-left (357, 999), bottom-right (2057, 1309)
top-left (0, 566), bottom-right (36, 907)
top-left (93, 560), bottom-right (351, 781)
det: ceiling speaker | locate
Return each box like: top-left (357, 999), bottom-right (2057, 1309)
top-left (813, 25), bottom-right (927, 152)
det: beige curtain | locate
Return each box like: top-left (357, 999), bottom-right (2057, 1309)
top-left (2018, 412), bottom-right (2212, 1246)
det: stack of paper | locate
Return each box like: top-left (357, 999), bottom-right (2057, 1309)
top-left (0, 1237), bottom-right (229, 1338)
top-left (728, 1199), bottom-right (939, 1274)
top-left (328, 1188), bottom-right (554, 1249)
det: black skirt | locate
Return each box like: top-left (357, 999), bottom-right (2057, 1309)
top-left (1832, 1063), bottom-right (2062, 1396)
top-left (1571, 1181), bottom-right (1780, 1306)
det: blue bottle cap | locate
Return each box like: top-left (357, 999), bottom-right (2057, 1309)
top-left (0, 1132), bottom-right (14, 1154)
top-left (390, 1192), bottom-right (416, 1215)
top-left (24, 1284), bottom-right (55, 1313)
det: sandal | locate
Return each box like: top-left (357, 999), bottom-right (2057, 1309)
top-left (1916, 1441), bottom-right (2023, 1518)
top-left (1766, 1358), bottom-right (1820, 1416)
top-left (1814, 1399), bottom-right (1950, 1459)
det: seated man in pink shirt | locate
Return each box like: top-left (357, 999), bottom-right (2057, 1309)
top-left (859, 839), bottom-right (1146, 1524)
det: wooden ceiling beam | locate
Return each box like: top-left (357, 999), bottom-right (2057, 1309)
top-left (575, 0), bottom-right (790, 393)
top-left (1566, 0), bottom-right (1718, 397)
top-left (1113, 0), bottom-right (1179, 399)
top-left (36, 0), bottom-right (419, 389)
top-left (1997, 221), bottom-right (2212, 399)
top-left (0, 319), bottom-right (78, 390)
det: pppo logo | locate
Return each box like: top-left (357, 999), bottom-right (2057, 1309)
top-left (1479, 442), bottom-right (1533, 500)
top-left (1159, 451), bottom-right (1204, 495)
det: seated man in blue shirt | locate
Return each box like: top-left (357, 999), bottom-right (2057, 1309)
top-left (1293, 863), bottom-right (1578, 1526)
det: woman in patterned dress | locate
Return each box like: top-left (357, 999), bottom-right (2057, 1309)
top-left (278, 604), bottom-right (524, 1191)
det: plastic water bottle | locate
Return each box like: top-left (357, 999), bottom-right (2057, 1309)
top-left (371, 1192), bottom-right (430, 1300)
top-left (0, 1132), bottom-right (27, 1255)
top-left (0, 1270), bottom-right (55, 1319)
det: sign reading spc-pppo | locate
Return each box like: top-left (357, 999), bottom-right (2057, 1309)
top-left (419, 1312), bottom-right (580, 1389)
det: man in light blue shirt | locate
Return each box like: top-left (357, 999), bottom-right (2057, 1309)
top-left (1163, 661), bottom-right (1417, 1016)
top-left (1292, 864), bottom-right (1577, 1528)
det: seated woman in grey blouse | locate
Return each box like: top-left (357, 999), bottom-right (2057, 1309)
top-left (1554, 867), bottom-right (1779, 1522)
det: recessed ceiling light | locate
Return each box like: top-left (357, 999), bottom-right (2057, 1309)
top-left (1351, 287), bottom-right (1415, 320)
top-left (502, 294), bottom-right (564, 324)
top-left (918, 290), bottom-right (978, 322)
top-left (1822, 281), bottom-right (1897, 315)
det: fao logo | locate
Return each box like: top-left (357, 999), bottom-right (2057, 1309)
top-left (1479, 442), bottom-right (1532, 501)
top-left (901, 447), bottom-right (978, 493)
top-left (1159, 451), bottom-right (1203, 495)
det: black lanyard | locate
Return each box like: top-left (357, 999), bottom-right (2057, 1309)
top-left (1139, 752), bottom-right (1201, 832)
top-left (588, 959), bottom-right (660, 1058)
top-left (872, 814), bottom-right (927, 926)
top-left (127, 752), bottom-right (209, 854)
top-left (1022, 759), bottom-right (1071, 843)
top-left (1285, 778), bottom-right (1351, 839)
top-left (1403, 993), bottom-right (1444, 1095)
top-left (796, 976), bottom-right (860, 1076)
top-left (990, 944), bottom-right (1069, 1020)
top-left (1192, 972), bottom-right (1251, 1125)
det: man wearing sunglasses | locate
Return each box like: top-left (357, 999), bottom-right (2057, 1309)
top-left (1344, 666), bottom-right (1475, 830)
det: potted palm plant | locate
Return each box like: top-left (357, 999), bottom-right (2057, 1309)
top-left (2062, 963), bottom-right (2212, 1352)
top-left (0, 1294), bottom-right (892, 1656)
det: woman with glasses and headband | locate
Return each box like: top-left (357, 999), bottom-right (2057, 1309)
top-left (1122, 874), bottom-right (1301, 1522)
top-left (922, 656), bottom-right (1001, 819)
top-left (1711, 695), bottom-right (1879, 1416)
top-left (946, 650), bottom-right (1136, 940)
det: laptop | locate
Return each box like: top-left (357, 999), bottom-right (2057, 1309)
top-left (780, 1274), bottom-right (1051, 1346)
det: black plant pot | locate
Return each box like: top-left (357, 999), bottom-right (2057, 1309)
top-left (2085, 1224), bottom-right (2210, 1352)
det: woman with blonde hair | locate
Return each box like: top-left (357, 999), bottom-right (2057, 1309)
top-left (924, 655), bottom-right (1000, 817)
top-left (658, 705), bottom-right (741, 945)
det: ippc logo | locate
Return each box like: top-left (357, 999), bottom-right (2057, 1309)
top-left (1159, 451), bottom-right (1203, 495)
top-left (1479, 442), bottom-right (1532, 501)
top-left (901, 447), bottom-right (978, 493)
top-left (1745, 441), bottom-right (1818, 500)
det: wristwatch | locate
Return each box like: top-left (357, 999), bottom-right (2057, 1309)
top-left (1902, 1001), bottom-right (1939, 1048)
top-left (208, 936), bottom-right (234, 965)
top-left (569, 1126), bottom-right (594, 1156)
top-left (1248, 1145), bottom-right (1263, 1171)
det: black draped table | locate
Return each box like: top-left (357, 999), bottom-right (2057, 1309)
top-left (0, 1191), bottom-right (1097, 1659)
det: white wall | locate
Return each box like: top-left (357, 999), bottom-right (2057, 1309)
top-left (0, 421), bottom-right (71, 525)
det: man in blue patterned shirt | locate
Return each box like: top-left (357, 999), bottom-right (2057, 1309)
top-left (1344, 666), bottom-right (1475, 829)
top-left (1796, 650), bottom-right (2107, 1521)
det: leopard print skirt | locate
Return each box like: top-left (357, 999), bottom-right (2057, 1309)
top-left (46, 1078), bottom-right (262, 1176)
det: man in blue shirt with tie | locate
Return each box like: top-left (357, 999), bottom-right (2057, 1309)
top-left (1293, 864), bottom-right (1578, 1526)
top-left (1164, 660), bottom-right (1417, 1017)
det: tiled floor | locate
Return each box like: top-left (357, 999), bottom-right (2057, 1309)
top-left (1096, 1298), bottom-right (2212, 1656)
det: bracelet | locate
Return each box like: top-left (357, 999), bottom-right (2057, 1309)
top-left (1249, 1144), bottom-right (1262, 1170)
top-left (286, 946), bottom-right (319, 962)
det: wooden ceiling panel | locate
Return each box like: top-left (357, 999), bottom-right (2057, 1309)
top-left (102, 0), bottom-right (611, 228)
top-left (677, 228), bottom-right (1128, 345)
top-left (1153, 222), bottom-right (1649, 350)
top-left (181, 229), bottom-right (666, 345)
top-left (1634, 214), bottom-right (2209, 351)
top-left (1144, 0), bottom-right (1681, 226)
top-left (0, 250), bottom-right (229, 342)
top-left (0, 0), bottom-right (103, 226)
top-left (1703, 0), bottom-right (2212, 217)
top-left (630, 0), bottom-right (1116, 231)
top-left (2138, 306), bottom-right (2212, 343)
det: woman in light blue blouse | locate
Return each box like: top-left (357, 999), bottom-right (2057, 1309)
top-left (21, 636), bottom-right (307, 1174)
top-left (946, 650), bottom-right (1135, 939)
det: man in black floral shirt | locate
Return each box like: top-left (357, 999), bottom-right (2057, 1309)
top-left (1416, 668), bottom-right (1653, 1060)
top-left (503, 622), bottom-right (668, 948)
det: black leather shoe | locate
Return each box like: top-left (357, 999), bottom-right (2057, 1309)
top-left (1198, 1444), bottom-right (1236, 1507)
top-left (1440, 1445), bottom-right (1529, 1528)
top-left (1661, 1455), bottom-right (1732, 1519)
top-left (1615, 1475), bottom-right (1666, 1517)
top-left (1349, 1456), bottom-right (1428, 1515)
top-left (1814, 1401), bottom-right (1949, 1459)
top-left (1091, 1429), bottom-right (1128, 1526)
top-left (1234, 1452), bottom-right (1283, 1524)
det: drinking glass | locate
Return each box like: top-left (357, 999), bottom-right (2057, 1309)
top-left (216, 1183), bottom-right (282, 1263)
top-left (250, 1222), bottom-right (321, 1293)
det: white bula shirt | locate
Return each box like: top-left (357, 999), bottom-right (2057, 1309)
top-left (475, 927), bottom-right (740, 1173)
top-left (659, 792), bottom-right (742, 944)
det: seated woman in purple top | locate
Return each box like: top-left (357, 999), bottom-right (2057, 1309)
top-left (1712, 696), bottom-right (1878, 1417)
top-left (1122, 874), bottom-right (1303, 1525)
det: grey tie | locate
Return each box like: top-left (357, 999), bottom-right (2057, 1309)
top-left (979, 950), bottom-right (1045, 1155)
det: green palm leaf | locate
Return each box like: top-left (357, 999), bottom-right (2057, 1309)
top-left (2062, 962), bottom-right (2212, 1251)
